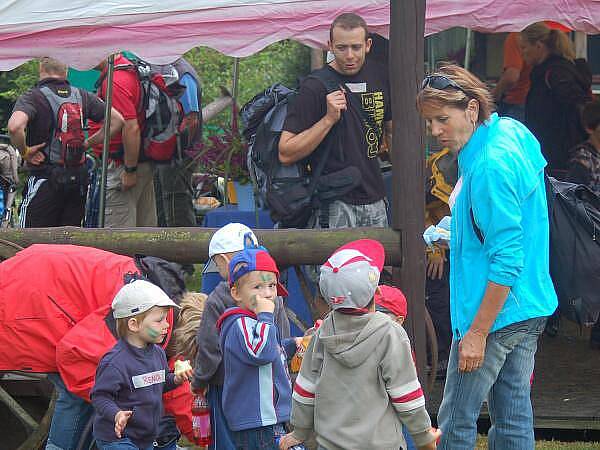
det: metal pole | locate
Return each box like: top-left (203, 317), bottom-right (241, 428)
top-left (98, 54), bottom-right (115, 227)
top-left (224, 57), bottom-right (241, 206)
top-left (464, 28), bottom-right (473, 70)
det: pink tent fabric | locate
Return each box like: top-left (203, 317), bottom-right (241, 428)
top-left (0, 0), bottom-right (598, 70)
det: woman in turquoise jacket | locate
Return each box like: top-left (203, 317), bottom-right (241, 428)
top-left (417, 64), bottom-right (557, 450)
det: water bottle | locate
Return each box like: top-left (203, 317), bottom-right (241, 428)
top-left (191, 393), bottom-right (212, 446)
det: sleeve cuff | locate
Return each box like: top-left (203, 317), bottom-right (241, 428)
top-left (411, 428), bottom-right (437, 447)
top-left (257, 312), bottom-right (275, 324)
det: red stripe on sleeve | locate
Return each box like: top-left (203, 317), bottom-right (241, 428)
top-left (391, 387), bottom-right (424, 403)
top-left (293, 383), bottom-right (315, 398)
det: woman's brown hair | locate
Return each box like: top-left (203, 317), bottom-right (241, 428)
top-left (416, 64), bottom-right (494, 123)
top-left (521, 22), bottom-right (575, 62)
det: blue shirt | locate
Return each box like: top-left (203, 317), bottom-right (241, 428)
top-left (217, 307), bottom-right (293, 431)
top-left (91, 339), bottom-right (177, 448)
top-left (450, 113), bottom-right (557, 338)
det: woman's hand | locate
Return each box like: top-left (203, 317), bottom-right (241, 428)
top-left (279, 433), bottom-right (304, 450)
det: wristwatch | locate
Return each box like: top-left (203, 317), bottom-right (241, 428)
top-left (123, 165), bottom-right (138, 173)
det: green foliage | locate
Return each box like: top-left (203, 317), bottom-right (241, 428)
top-left (184, 40), bottom-right (311, 112)
top-left (0, 60), bottom-right (38, 130)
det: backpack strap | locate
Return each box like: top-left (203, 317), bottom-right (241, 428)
top-left (309, 66), bottom-right (382, 140)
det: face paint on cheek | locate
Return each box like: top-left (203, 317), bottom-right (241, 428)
top-left (250, 294), bottom-right (258, 308)
top-left (146, 327), bottom-right (161, 339)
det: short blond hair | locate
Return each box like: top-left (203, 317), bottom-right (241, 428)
top-left (416, 63), bottom-right (494, 123)
top-left (174, 292), bottom-right (207, 362)
top-left (39, 57), bottom-right (68, 77)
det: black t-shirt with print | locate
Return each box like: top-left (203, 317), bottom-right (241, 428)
top-left (283, 59), bottom-right (391, 205)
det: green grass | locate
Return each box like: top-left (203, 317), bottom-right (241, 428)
top-left (476, 435), bottom-right (599, 449)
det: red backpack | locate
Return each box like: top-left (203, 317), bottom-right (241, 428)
top-left (96, 59), bottom-right (184, 162)
top-left (39, 85), bottom-right (86, 167)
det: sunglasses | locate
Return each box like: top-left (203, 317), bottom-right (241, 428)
top-left (421, 74), bottom-right (467, 95)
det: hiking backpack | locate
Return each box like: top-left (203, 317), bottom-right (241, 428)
top-left (471, 176), bottom-right (600, 325)
top-left (97, 58), bottom-right (184, 162)
top-left (39, 85), bottom-right (87, 167)
top-left (241, 69), bottom-right (374, 228)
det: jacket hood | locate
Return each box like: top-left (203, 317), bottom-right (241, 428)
top-left (216, 307), bottom-right (256, 333)
top-left (318, 311), bottom-right (391, 368)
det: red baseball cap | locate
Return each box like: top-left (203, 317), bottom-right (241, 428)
top-left (375, 285), bottom-right (408, 319)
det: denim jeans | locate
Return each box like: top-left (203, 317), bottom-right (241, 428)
top-left (45, 373), bottom-right (94, 450)
top-left (438, 316), bottom-right (547, 450)
top-left (208, 384), bottom-right (236, 450)
top-left (95, 438), bottom-right (153, 450)
top-left (231, 425), bottom-right (278, 450)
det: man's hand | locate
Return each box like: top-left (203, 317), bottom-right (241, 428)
top-left (120, 171), bottom-right (137, 191)
top-left (458, 328), bottom-right (488, 372)
top-left (114, 410), bottom-right (133, 438)
top-left (417, 427), bottom-right (442, 450)
top-left (24, 142), bottom-right (46, 165)
top-left (279, 433), bottom-right (304, 450)
top-left (427, 252), bottom-right (446, 280)
top-left (324, 89), bottom-right (347, 125)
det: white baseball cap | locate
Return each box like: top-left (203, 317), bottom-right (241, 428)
top-left (202, 223), bottom-right (258, 274)
top-left (112, 279), bottom-right (180, 319)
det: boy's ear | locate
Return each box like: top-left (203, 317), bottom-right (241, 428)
top-left (230, 284), bottom-right (242, 304)
top-left (127, 317), bottom-right (140, 333)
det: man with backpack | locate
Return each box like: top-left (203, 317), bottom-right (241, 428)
top-left (154, 57), bottom-right (203, 227)
top-left (91, 53), bottom-right (164, 227)
top-left (7, 57), bottom-right (123, 227)
top-left (278, 12), bottom-right (391, 230)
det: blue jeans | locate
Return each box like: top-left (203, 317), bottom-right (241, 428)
top-left (231, 425), bottom-right (278, 450)
top-left (208, 384), bottom-right (236, 450)
top-left (438, 317), bottom-right (547, 450)
top-left (46, 373), bottom-right (94, 450)
top-left (95, 438), bottom-right (153, 450)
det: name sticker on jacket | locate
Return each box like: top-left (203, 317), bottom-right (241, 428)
top-left (132, 370), bottom-right (165, 388)
top-left (345, 82), bottom-right (367, 93)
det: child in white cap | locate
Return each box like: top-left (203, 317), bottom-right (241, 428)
top-left (192, 223), bottom-right (291, 450)
top-left (91, 280), bottom-right (193, 450)
top-left (280, 239), bottom-right (441, 450)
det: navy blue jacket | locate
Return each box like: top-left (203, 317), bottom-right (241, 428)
top-left (217, 308), bottom-right (293, 431)
top-left (91, 339), bottom-right (177, 448)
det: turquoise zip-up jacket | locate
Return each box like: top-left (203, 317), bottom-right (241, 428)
top-left (450, 113), bottom-right (557, 339)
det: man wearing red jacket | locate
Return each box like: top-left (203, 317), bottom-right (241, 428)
top-left (0, 244), bottom-right (194, 449)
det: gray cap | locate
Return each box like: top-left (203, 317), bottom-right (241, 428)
top-left (319, 239), bottom-right (384, 310)
top-left (112, 279), bottom-right (179, 319)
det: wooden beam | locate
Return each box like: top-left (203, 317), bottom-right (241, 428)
top-left (0, 227), bottom-right (402, 266)
top-left (390, 0), bottom-right (428, 391)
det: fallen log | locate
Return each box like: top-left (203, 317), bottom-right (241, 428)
top-left (0, 226), bottom-right (402, 266)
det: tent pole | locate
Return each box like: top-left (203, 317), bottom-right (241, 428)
top-left (464, 28), bottom-right (473, 70)
top-left (98, 54), bottom-right (115, 227)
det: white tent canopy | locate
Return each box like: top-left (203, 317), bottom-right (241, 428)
top-left (0, 0), bottom-right (599, 70)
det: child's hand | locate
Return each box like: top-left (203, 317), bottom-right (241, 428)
top-left (174, 366), bottom-right (194, 384)
top-left (279, 432), bottom-right (303, 450)
top-left (417, 427), bottom-right (442, 450)
top-left (254, 293), bottom-right (275, 314)
top-left (114, 410), bottom-right (132, 438)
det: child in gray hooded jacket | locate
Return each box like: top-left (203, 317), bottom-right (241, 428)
top-left (279, 239), bottom-right (440, 450)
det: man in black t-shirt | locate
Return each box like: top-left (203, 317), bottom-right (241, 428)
top-left (279, 13), bottom-right (392, 229)
top-left (7, 57), bottom-right (123, 227)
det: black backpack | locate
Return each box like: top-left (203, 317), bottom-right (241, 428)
top-left (471, 176), bottom-right (600, 325)
top-left (241, 68), bottom-right (369, 228)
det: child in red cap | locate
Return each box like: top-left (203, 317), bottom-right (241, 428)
top-left (280, 239), bottom-right (440, 450)
top-left (216, 247), bottom-right (297, 450)
top-left (375, 284), bottom-right (408, 326)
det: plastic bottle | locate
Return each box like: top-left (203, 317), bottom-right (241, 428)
top-left (191, 393), bottom-right (212, 446)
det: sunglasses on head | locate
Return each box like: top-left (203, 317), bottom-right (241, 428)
top-left (421, 74), bottom-right (467, 94)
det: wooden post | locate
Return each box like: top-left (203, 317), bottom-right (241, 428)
top-left (389, 0), bottom-right (428, 391)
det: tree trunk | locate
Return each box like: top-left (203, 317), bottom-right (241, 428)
top-left (0, 227), bottom-right (401, 266)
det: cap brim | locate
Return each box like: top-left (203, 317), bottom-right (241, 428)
top-left (277, 281), bottom-right (289, 297)
top-left (202, 257), bottom-right (219, 274)
top-left (156, 298), bottom-right (180, 309)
